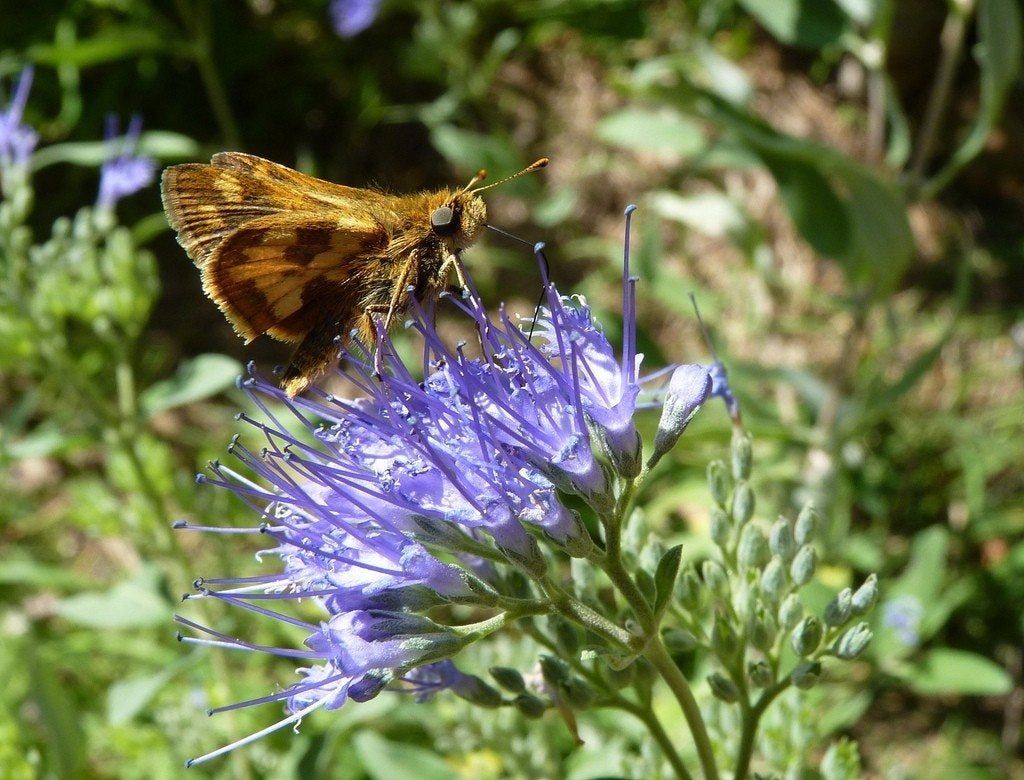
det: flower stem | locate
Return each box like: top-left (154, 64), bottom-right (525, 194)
top-left (732, 678), bottom-right (790, 780)
top-left (621, 701), bottom-right (694, 780)
top-left (643, 636), bottom-right (720, 780)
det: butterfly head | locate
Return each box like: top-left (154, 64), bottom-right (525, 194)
top-left (429, 158), bottom-right (548, 252)
top-left (429, 191), bottom-right (487, 251)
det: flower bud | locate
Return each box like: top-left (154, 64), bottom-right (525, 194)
top-left (711, 613), bottom-right (738, 659)
top-left (707, 460), bottom-right (730, 508)
top-left (551, 617), bottom-right (582, 657)
top-left (731, 430), bottom-right (752, 481)
top-left (790, 660), bottom-right (821, 689)
top-left (790, 544), bottom-right (816, 586)
top-left (514, 693), bottom-right (548, 718)
top-left (649, 365), bottom-right (712, 467)
top-left (702, 559), bottom-right (729, 596)
top-left (748, 607), bottom-right (775, 652)
top-left (748, 660), bottom-right (772, 688)
top-left (769, 518), bottom-right (795, 561)
top-left (738, 524), bottom-right (769, 570)
top-left (710, 508), bottom-right (731, 546)
top-left (791, 616), bottom-right (823, 656)
top-left (850, 574), bottom-right (878, 615)
top-left (732, 481), bottom-right (755, 526)
top-left (834, 622), bottom-right (873, 659)
top-left (760, 556), bottom-right (787, 604)
top-left (707, 672), bottom-right (740, 703)
top-left (539, 655), bottom-right (571, 691)
top-left (490, 667), bottom-right (526, 693)
top-left (563, 677), bottom-right (596, 708)
top-left (452, 674), bottom-right (503, 708)
top-left (824, 587), bottom-right (853, 627)
top-left (662, 628), bottom-right (698, 654)
top-left (675, 566), bottom-right (703, 611)
top-left (778, 593), bottom-right (803, 631)
top-left (795, 504), bottom-right (817, 545)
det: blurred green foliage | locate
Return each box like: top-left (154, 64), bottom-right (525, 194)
top-left (2, 0), bottom-right (1023, 777)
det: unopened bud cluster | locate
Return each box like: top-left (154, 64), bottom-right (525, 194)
top-left (667, 431), bottom-right (877, 708)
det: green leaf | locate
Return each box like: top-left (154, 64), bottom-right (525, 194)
top-left (352, 732), bottom-right (453, 780)
top-left (762, 152), bottom-right (850, 258)
top-left (597, 109), bottom-right (706, 158)
top-left (653, 544), bottom-right (683, 614)
top-left (737, 0), bottom-right (849, 49)
top-left (926, 0), bottom-right (1023, 196)
top-left (140, 354), bottom-right (242, 418)
top-left (107, 670), bottom-right (175, 725)
top-left (905, 648), bottom-right (1013, 696)
top-left (56, 566), bottom-right (170, 630)
top-left (28, 26), bottom-right (188, 67)
top-left (32, 131), bottom-right (201, 171)
top-left (429, 126), bottom-right (521, 178)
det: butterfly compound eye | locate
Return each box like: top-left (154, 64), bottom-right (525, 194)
top-left (430, 205), bottom-right (458, 236)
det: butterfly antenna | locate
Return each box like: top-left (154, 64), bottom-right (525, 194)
top-left (485, 223), bottom-right (533, 246)
top-left (689, 292), bottom-right (720, 361)
top-left (460, 169), bottom-right (488, 194)
top-left (471, 158), bottom-right (549, 194)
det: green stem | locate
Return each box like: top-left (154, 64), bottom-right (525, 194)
top-left (644, 636), bottom-right (720, 780)
top-left (175, 0), bottom-right (241, 148)
top-left (623, 702), bottom-right (694, 780)
top-left (907, 0), bottom-right (975, 194)
top-left (732, 679), bottom-right (791, 780)
top-left (601, 481), bottom-right (655, 631)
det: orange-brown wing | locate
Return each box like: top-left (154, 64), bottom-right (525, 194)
top-left (202, 211), bottom-right (387, 344)
top-left (160, 152), bottom-right (395, 268)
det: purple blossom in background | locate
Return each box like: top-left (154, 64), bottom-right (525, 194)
top-left (882, 594), bottom-right (924, 647)
top-left (330, 0), bottom-right (381, 37)
top-left (97, 115), bottom-right (155, 208)
top-left (175, 207), bottom-right (711, 765)
top-left (0, 66), bottom-right (39, 168)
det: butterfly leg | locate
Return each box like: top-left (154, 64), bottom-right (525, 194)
top-left (438, 253), bottom-right (470, 295)
top-left (365, 254), bottom-right (420, 376)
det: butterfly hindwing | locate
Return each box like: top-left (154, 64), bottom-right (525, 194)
top-left (202, 211), bottom-right (388, 344)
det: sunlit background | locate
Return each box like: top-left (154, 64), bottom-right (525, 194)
top-left (2, 1), bottom-right (1023, 777)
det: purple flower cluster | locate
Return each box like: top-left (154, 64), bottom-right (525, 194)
top-left (0, 66), bottom-right (38, 169)
top-left (97, 115), bottom-right (155, 208)
top-left (176, 209), bottom-right (715, 765)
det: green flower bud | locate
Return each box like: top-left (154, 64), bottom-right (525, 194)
top-left (834, 622), bottom-right (873, 659)
top-left (850, 574), bottom-right (878, 615)
top-left (769, 518), bottom-right (795, 561)
top-left (795, 504), bottom-right (817, 545)
top-left (707, 672), bottom-right (740, 703)
top-left (823, 587), bottom-right (853, 628)
top-left (702, 559), bottom-right (729, 596)
top-left (662, 628), bottom-right (699, 654)
top-left (778, 593), bottom-right (803, 631)
top-left (748, 660), bottom-right (773, 688)
top-left (563, 677), bottom-right (596, 708)
top-left (490, 667), bottom-right (526, 693)
top-left (514, 693), bottom-right (548, 718)
top-left (790, 544), bottom-right (816, 586)
top-left (675, 566), bottom-right (703, 611)
top-left (707, 460), bottom-right (730, 508)
top-left (791, 616), bottom-right (823, 656)
top-left (452, 674), bottom-right (503, 707)
top-left (748, 607), bottom-right (776, 652)
top-left (760, 556), bottom-right (787, 604)
top-left (650, 365), bottom-right (711, 467)
top-left (732, 481), bottom-right (755, 526)
top-left (710, 507), bottom-right (731, 546)
top-left (738, 524), bottom-right (769, 570)
top-left (790, 660), bottom-right (821, 689)
top-left (539, 655), bottom-right (571, 690)
top-left (711, 613), bottom-right (738, 659)
top-left (731, 431), bottom-right (752, 481)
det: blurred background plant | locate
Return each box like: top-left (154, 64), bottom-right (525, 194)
top-left (1, 0), bottom-right (1021, 777)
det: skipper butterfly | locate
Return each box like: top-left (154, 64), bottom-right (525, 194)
top-left (160, 152), bottom-right (547, 396)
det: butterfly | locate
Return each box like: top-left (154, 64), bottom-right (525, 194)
top-left (160, 152), bottom-right (547, 396)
